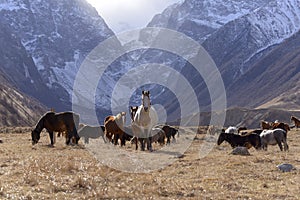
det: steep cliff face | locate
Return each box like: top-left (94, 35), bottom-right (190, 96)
top-left (0, 0), bottom-right (114, 111)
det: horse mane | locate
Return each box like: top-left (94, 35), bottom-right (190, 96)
top-left (291, 116), bottom-right (300, 122)
top-left (114, 112), bottom-right (126, 127)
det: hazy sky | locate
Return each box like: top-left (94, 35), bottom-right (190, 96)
top-left (86, 0), bottom-right (182, 33)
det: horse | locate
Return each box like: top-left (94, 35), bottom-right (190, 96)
top-left (272, 122), bottom-right (290, 136)
top-left (238, 126), bottom-right (247, 133)
top-left (150, 127), bottom-right (166, 146)
top-left (260, 128), bottom-right (288, 151)
top-left (161, 125), bottom-right (179, 144)
top-left (132, 90), bottom-right (158, 151)
top-left (217, 132), bottom-right (261, 150)
top-left (78, 125), bottom-right (106, 144)
top-left (291, 116), bottom-right (300, 129)
top-left (260, 120), bottom-right (272, 129)
top-left (130, 106), bottom-right (139, 122)
top-left (31, 111), bottom-right (80, 146)
top-left (104, 112), bottom-right (126, 146)
top-left (225, 126), bottom-right (238, 134)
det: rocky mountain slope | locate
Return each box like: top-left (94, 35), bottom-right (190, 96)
top-left (0, 0), bottom-right (114, 112)
top-left (1, 0), bottom-right (300, 126)
top-left (0, 73), bottom-right (46, 126)
top-left (147, 0), bottom-right (300, 112)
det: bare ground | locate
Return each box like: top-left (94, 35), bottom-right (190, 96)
top-left (0, 127), bottom-right (299, 199)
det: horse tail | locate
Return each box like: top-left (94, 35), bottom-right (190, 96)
top-left (255, 134), bottom-right (262, 149)
top-left (73, 113), bottom-right (80, 131)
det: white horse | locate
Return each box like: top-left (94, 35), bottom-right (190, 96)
top-left (132, 90), bottom-right (158, 151)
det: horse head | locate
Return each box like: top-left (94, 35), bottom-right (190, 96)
top-left (31, 129), bottom-right (40, 145)
top-left (142, 90), bottom-right (151, 112)
top-left (217, 132), bottom-right (226, 145)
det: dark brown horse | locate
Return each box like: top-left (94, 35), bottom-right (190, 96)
top-left (217, 132), bottom-right (261, 149)
top-left (130, 106), bottom-right (138, 122)
top-left (291, 116), bottom-right (300, 129)
top-left (31, 111), bottom-right (80, 146)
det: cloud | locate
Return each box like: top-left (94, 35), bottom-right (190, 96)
top-left (86, 0), bottom-right (182, 33)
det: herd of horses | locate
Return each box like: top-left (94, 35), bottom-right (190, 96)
top-left (31, 89), bottom-right (300, 153)
top-left (31, 90), bottom-right (179, 151)
top-left (217, 116), bottom-right (300, 151)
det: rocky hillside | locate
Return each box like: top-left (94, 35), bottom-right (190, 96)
top-left (0, 74), bottom-right (46, 126)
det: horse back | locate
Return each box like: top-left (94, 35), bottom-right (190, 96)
top-left (44, 112), bottom-right (79, 132)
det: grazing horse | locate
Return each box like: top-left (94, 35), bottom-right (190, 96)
top-left (217, 132), bottom-right (261, 149)
top-left (291, 116), bottom-right (300, 129)
top-left (104, 112), bottom-right (126, 146)
top-left (260, 129), bottom-right (288, 151)
top-left (130, 106), bottom-right (139, 122)
top-left (78, 125), bottom-right (106, 144)
top-left (31, 111), bottom-right (80, 146)
top-left (261, 120), bottom-right (272, 129)
top-left (161, 125), bottom-right (179, 144)
top-left (132, 90), bottom-right (158, 151)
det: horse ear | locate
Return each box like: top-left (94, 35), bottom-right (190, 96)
top-left (142, 90), bottom-right (145, 95)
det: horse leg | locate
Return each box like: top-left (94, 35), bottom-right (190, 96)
top-left (274, 136), bottom-right (283, 151)
top-left (282, 137), bottom-right (289, 151)
top-left (135, 137), bottom-right (138, 150)
top-left (114, 134), bottom-right (119, 145)
top-left (139, 138), bottom-right (145, 151)
top-left (72, 127), bottom-right (80, 144)
top-left (66, 132), bottom-right (71, 145)
top-left (120, 133), bottom-right (125, 146)
top-left (48, 131), bottom-right (55, 146)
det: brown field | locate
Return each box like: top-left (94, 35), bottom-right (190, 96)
top-left (0, 127), bottom-right (299, 199)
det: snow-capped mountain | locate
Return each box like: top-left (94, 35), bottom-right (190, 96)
top-left (145, 0), bottom-right (300, 112)
top-left (1, 0), bottom-right (300, 125)
top-left (0, 0), bottom-right (115, 111)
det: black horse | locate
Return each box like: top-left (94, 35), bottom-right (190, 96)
top-left (217, 132), bottom-right (261, 149)
top-left (31, 111), bottom-right (80, 146)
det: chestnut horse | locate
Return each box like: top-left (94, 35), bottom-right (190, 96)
top-left (104, 112), bottom-right (126, 146)
top-left (260, 120), bottom-right (272, 129)
top-left (31, 111), bottom-right (80, 146)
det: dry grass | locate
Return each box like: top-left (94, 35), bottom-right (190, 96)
top-left (0, 127), bottom-right (299, 199)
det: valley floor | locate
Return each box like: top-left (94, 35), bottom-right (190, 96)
top-left (0, 127), bottom-right (299, 199)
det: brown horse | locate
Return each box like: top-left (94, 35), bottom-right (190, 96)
top-left (272, 122), bottom-right (290, 137)
top-left (104, 112), bottom-right (126, 146)
top-left (260, 120), bottom-right (272, 129)
top-left (291, 116), bottom-right (300, 129)
top-left (31, 111), bottom-right (80, 146)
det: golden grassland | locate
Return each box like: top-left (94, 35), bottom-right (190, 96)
top-left (0, 127), bottom-right (299, 199)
